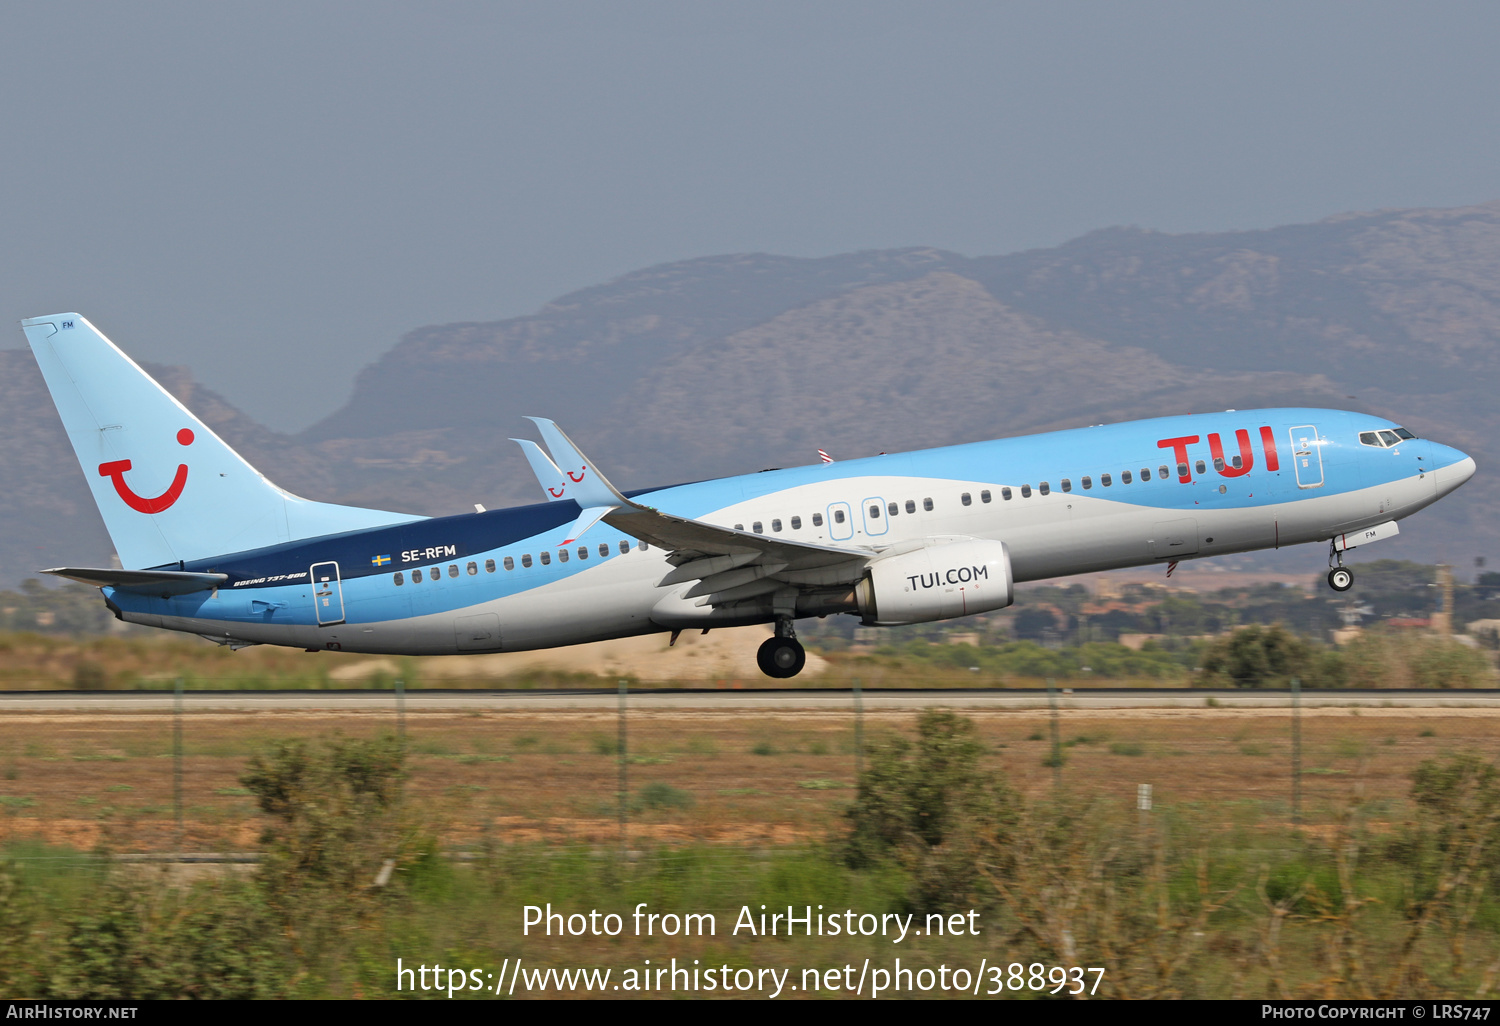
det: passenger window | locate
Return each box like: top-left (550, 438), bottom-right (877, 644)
top-left (521, 554), bottom-right (533, 568)
top-left (599, 544), bottom-right (609, 558)
top-left (904, 500), bottom-right (915, 514)
top-left (1177, 462), bottom-right (1188, 479)
top-left (753, 521), bottom-right (764, 534)
top-left (578, 546), bottom-right (588, 560)
top-left (980, 490), bottom-right (991, 503)
top-left (833, 509), bottom-right (846, 524)
top-left (394, 572), bottom-right (404, 586)
top-left (619, 541), bottom-right (630, 555)
top-left (887, 502), bottom-right (898, 516)
top-left (540, 551), bottom-right (551, 565)
top-left (734, 524), bottom-right (744, 531)
top-left (790, 516), bottom-right (802, 530)
top-left (1001, 487), bottom-right (1012, 500)
top-left (1231, 455), bottom-right (1243, 469)
top-left (923, 498), bottom-right (934, 511)
top-left (1213, 457), bottom-right (1225, 471)
top-left (1378, 430), bottom-right (1401, 446)
top-left (466, 561), bottom-right (477, 575)
top-left (1061, 479), bottom-right (1072, 493)
top-left (1159, 465), bottom-right (1170, 479)
top-left (502, 557), bottom-right (513, 571)
top-left (960, 493), bottom-right (971, 506)
top-left (1081, 477), bottom-right (1092, 490)
top-left (868, 504), bottom-right (881, 519)
top-left (812, 513), bottom-right (824, 527)
top-left (1122, 471), bottom-right (1132, 484)
top-left (639, 541), bottom-right (648, 551)
top-left (430, 567), bottom-right (440, 580)
top-left (1020, 484), bottom-right (1032, 498)
top-left (1140, 468), bottom-right (1151, 481)
top-left (1196, 460), bottom-right (1206, 474)
top-left (412, 569), bottom-right (423, 582)
top-left (486, 558), bottom-right (496, 573)
top-left (1039, 482), bottom-right (1050, 496)
top-left (1101, 474), bottom-right (1112, 487)
top-left (772, 519), bottom-right (783, 532)
top-left (558, 549), bottom-right (569, 562)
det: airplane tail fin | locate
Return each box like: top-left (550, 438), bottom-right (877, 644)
top-left (22, 314), bottom-right (423, 569)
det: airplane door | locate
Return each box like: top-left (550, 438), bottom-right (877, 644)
top-left (827, 501), bottom-right (854, 541)
top-left (861, 497), bottom-right (888, 537)
top-left (1289, 425), bottom-right (1325, 489)
top-left (310, 561), bottom-right (345, 626)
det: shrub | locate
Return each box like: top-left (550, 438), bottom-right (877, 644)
top-left (635, 782), bottom-right (694, 811)
top-left (1199, 625), bottom-right (1331, 688)
top-left (844, 710), bottom-right (1015, 910)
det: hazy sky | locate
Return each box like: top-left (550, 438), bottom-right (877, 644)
top-left (4, 2), bottom-right (1499, 430)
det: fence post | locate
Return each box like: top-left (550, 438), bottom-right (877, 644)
top-left (618, 678), bottom-right (628, 854)
top-left (1047, 676), bottom-right (1062, 788)
top-left (1291, 675), bottom-right (1302, 826)
top-left (853, 677), bottom-right (864, 783)
top-left (173, 676), bottom-right (183, 855)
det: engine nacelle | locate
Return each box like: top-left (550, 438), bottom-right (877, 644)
top-left (856, 539), bottom-right (1014, 626)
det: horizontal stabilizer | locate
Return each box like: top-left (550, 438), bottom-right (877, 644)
top-left (43, 566), bottom-right (228, 596)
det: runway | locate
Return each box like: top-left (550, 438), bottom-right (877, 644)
top-left (0, 688), bottom-right (1497, 713)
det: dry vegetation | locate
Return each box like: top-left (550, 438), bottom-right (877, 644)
top-left (0, 707), bottom-right (1495, 853)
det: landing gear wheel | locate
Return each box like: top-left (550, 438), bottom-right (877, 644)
top-left (757, 636), bottom-right (806, 679)
top-left (1328, 567), bottom-right (1354, 592)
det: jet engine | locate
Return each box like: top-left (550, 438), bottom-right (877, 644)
top-left (855, 539), bottom-right (1013, 626)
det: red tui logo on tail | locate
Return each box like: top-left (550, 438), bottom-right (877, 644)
top-left (97, 428), bottom-right (194, 513)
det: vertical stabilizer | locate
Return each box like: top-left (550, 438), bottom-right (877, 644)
top-left (22, 314), bottom-right (423, 569)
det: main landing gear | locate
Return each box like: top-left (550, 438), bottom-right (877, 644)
top-left (1327, 539), bottom-right (1354, 592)
top-left (757, 619), bottom-right (806, 679)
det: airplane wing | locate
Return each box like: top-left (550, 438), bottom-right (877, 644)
top-left (43, 566), bottom-right (228, 596)
top-left (523, 419), bottom-right (872, 605)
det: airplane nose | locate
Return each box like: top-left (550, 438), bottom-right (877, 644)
top-left (1434, 450), bottom-right (1476, 495)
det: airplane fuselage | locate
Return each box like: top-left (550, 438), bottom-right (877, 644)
top-left (104, 407), bottom-right (1475, 656)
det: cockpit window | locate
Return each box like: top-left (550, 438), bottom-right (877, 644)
top-left (1363, 427), bottom-right (1418, 448)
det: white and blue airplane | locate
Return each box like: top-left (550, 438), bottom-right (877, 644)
top-left (21, 314), bottom-right (1477, 678)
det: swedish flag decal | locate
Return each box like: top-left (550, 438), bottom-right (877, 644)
top-left (371, 554), bottom-right (391, 567)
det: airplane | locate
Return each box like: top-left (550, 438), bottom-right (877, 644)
top-left (21, 313), bottom-right (1477, 678)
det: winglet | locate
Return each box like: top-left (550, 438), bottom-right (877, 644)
top-left (523, 417), bottom-right (632, 509)
top-left (560, 504), bottom-right (617, 545)
top-left (510, 438), bottom-right (571, 502)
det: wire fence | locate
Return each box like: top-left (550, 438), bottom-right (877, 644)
top-left (0, 679), bottom-right (1496, 860)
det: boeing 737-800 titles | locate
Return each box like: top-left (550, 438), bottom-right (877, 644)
top-left (21, 314), bottom-right (1477, 678)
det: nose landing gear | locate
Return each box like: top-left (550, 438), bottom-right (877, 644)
top-left (1327, 539), bottom-right (1354, 592)
top-left (757, 619), bottom-right (806, 678)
